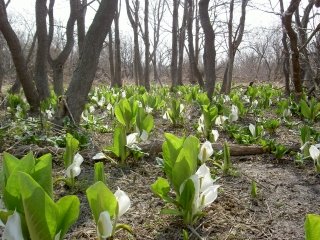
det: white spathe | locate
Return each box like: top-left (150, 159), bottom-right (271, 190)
top-left (198, 141), bottom-right (214, 163)
top-left (2, 210), bottom-right (24, 240)
top-left (229, 105), bottom-right (239, 122)
top-left (197, 115), bottom-right (205, 133)
top-left (66, 153), bottom-right (84, 178)
top-left (215, 116), bottom-right (228, 126)
top-left (97, 211), bottom-right (113, 239)
top-left (114, 188), bottom-right (131, 218)
top-left (211, 129), bottom-right (219, 142)
top-left (180, 164), bottom-right (220, 215)
top-left (126, 133), bottom-right (139, 146)
top-left (249, 123), bottom-right (256, 137)
top-left (309, 145), bottom-right (320, 161)
top-left (140, 130), bottom-right (149, 142)
top-left (92, 152), bottom-right (107, 160)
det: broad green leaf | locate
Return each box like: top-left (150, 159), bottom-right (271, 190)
top-left (86, 181), bottom-right (117, 223)
top-left (4, 171), bottom-right (24, 212)
top-left (179, 178), bottom-right (195, 223)
top-left (19, 172), bottom-right (58, 240)
top-left (33, 153), bottom-right (53, 198)
top-left (63, 133), bottom-right (79, 168)
top-left (305, 214), bottom-right (320, 240)
top-left (172, 152), bottom-right (193, 193)
top-left (162, 133), bottom-right (184, 179)
top-left (56, 196), bottom-right (80, 239)
top-left (182, 136), bottom-right (199, 174)
top-left (300, 99), bottom-right (311, 120)
top-left (151, 177), bottom-right (171, 201)
top-left (94, 162), bottom-right (106, 183)
top-left (3, 152), bottom-right (35, 184)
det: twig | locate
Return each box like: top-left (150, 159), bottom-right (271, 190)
top-left (188, 225), bottom-right (204, 240)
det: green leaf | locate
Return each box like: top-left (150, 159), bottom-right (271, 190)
top-left (94, 162), bottom-right (106, 183)
top-left (300, 99), bottom-right (311, 120)
top-left (4, 171), bottom-right (24, 212)
top-left (151, 177), bottom-right (171, 201)
top-left (3, 152), bottom-right (35, 184)
top-left (115, 223), bottom-right (133, 235)
top-left (63, 133), bottom-right (79, 168)
top-left (162, 133), bottom-right (185, 179)
top-left (305, 214), bottom-right (320, 240)
top-left (18, 172), bottom-right (58, 240)
top-left (33, 153), bottom-right (53, 198)
top-left (56, 196), bottom-right (80, 240)
top-left (86, 181), bottom-right (117, 223)
top-left (179, 178), bottom-right (195, 212)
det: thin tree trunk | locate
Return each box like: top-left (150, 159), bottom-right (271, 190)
top-left (187, 0), bottom-right (203, 86)
top-left (35, 0), bottom-right (50, 100)
top-left (108, 29), bottom-right (115, 83)
top-left (48, 0), bottom-right (77, 96)
top-left (0, 0), bottom-right (40, 112)
top-left (282, 0), bottom-right (303, 97)
top-left (177, 0), bottom-right (188, 86)
top-left (76, 0), bottom-right (86, 52)
top-left (171, 0), bottom-right (179, 88)
top-left (144, 0), bottom-right (150, 91)
top-left (199, 0), bottom-right (216, 99)
top-left (112, 2), bottom-right (122, 87)
top-left (61, 0), bottom-right (118, 124)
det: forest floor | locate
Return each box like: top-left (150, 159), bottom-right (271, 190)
top-left (0, 89), bottom-right (320, 240)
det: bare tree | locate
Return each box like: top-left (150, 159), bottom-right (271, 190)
top-left (125, 0), bottom-right (143, 85)
top-left (76, 0), bottom-right (86, 52)
top-left (171, 0), bottom-right (179, 88)
top-left (221, 0), bottom-right (248, 94)
top-left (0, 0), bottom-right (40, 112)
top-left (35, 0), bottom-right (50, 100)
top-left (199, 0), bottom-right (216, 99)
top-left (150, 0), bottom-right (165, 86)
top-left (281, 0), bottom-right (303, 96)
top-left (48, 0), bottom-right (77, 96)
top-left (144, 0), bottom-right (150, 90)
top-left (112, 1), bottom-right (122, 87)
top-left (108, 27), bottom-right (115, 83)
top-left (177, 0), bottom-right (187, 85)
top-left (57, 0), bottom-right (118, 124)
top-left (187, 0), bottom-right (204, 87)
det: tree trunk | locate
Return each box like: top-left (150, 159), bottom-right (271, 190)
top-left (144, 0), bottom-right (150, 91)
top-left (125, 0), bottom-right (143, 85)
top-left (35, 0), bottom-right (50, 100)
top-left (108, 29), bottom-right (115, 84)
top-left (112, 2), bottom-right (122, 87)
top-left (76, 0), bottom-right (86, 52)
top-left (60, 0), bottom-right (117, 124)
top-left (0, 0), bottom-right (40, 112)
top-left (199, 0), bottom-right (216, 99)
top-left (48, 0), bottom-right (77, 96)
top-left (282, 0), bottom-right (303, 97)
top-left (221, 0), bottom-right (248, 94)
top-left (177, 0), bottom-right (187, 86)
top-left (187, 0), bottom-right (203, 86)
top-left (279, 0), bottom-right (291, 95)
top-left (171, 0), bottom-right (179, 89)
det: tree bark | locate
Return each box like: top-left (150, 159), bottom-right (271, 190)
top-left (76, 0), bottom-right (86, 52)
top-left (35, 0), bottom-right (50, 100)
top-left (61, 0), bottom-right (117, 124)
top-left (108, 29), bottom-right (115, 84)
top-left (199, 0), bottom-right (216, 99)
top-left (187, 0), bottom-right (204, 87)
top-left (221, 0), bottom-right (248, 94)
top-left (177, 0), bottom-right (188, 86)
top-left (281, 0), bottom-right (303, 97)
top-left (144, 0), bottom-right (150, 91)
top-left (0, 0), bottom-right (40, 112)
top-left (171, 0), bottom-right (179, 88)
top-left (48, 0), bottom-right (77, 96)
top-left (125, 0), bottom-right (143, 85)
top-left (112, 2), bottom-right (122, 87)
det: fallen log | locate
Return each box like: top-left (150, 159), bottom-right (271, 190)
top-left (140, 140), bottom-right (301, 156)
